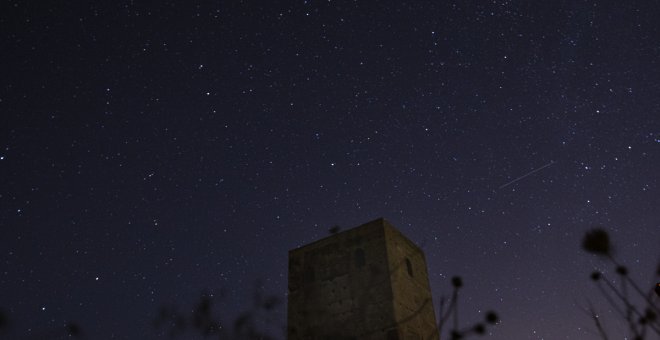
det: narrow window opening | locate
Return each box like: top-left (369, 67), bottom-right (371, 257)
top-left (405, 258), bottom-right (413, 277)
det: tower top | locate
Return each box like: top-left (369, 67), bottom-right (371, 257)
top-left (289, 217), bottom-right (412, 252)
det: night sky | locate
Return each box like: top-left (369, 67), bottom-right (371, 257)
top-left (2, 1), bottom-right (659, 339)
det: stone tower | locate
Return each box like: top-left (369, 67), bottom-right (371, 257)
top-left (288, 218), bottom-right (439, 340)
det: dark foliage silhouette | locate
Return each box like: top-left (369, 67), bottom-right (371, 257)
top-left (154, 284), bottom-right (283, 339)
top-left (436, 276), bottom-right (499, 340)
top-left (581, 228), bottom-right (660, 339)
top-left (582, 228), bottom-right (611, 256)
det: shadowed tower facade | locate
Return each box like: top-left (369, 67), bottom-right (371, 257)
top-left (288, 218), bottom-right (439, 340)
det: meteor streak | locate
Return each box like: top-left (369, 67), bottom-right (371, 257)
top-left (498, 161), bottom-right (556, 189)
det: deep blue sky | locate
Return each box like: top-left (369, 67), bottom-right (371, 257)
top-left (1, 1), bottom-right (659, 339)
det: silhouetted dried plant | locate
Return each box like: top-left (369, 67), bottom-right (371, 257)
top-left (582, 228), bottom-right (611, 256)
top-left (581, 228), bottom-right (660, 339)
top-left (436, 276), bottom-right (499, 340)
top-left (154, 283), bottom-right (283, 340)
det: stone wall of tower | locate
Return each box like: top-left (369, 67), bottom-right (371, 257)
top-left (288, 218), bottom-right (439, 340)
top-left (384, 221), bottom-right (439, 340)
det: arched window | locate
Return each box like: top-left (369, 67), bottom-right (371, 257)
top-left (405, 258), bottom-right (413, 277)
top-left (354, 248), bottom-right (365, 268)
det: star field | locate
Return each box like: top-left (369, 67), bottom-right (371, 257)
top-left (1, 1), bottom-right (659, 339)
